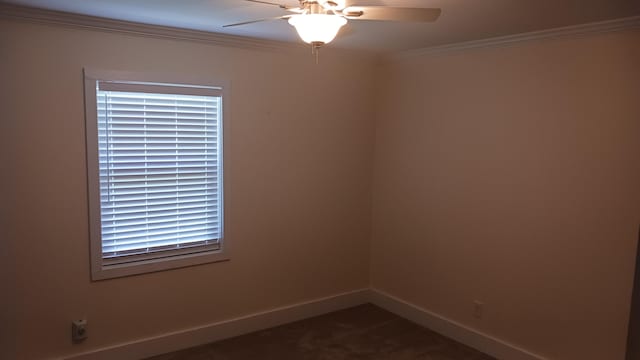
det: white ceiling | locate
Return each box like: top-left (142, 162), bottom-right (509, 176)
top-left (4, 0), bottom-right (640, 52)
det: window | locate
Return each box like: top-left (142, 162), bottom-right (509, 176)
top-left (84, 69), bottom-right (229, 280)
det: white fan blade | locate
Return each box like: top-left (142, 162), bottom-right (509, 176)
top-left (223, 15), bottom-right (291, 28)
top-left (320, 0), bottom-right (348, 10)
top-left (342, 6), bottom-right (441, 22)
top-left (245, 0), bottom-right (304, 13)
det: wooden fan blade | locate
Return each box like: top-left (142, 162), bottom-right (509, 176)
top-left (223, 15), bottom-right (290, 28)
top-left (342, 6), bottom-right (441, 22)
top-left (245, 0), bottom-right (303, 12)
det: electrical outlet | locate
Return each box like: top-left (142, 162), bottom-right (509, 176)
top-left (473, 301), bottom-right (484, 319)
top-left (71, 319), bottom-right (88, 342)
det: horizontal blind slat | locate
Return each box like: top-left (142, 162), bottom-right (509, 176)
top-left (102, 218), bottom-right (218, 235)
top-left (96, 86), bottom-right (223, 262)
top-left (101, 207), bottom-right (218, 222)
top-left (102, 227), bottom-right (220, 243)
top-left (103, 241), bottom-right (221, 262)
top-left (101, 211), bottom-right (218, 228)
top-left (100, 169), bottom-right (217, 177)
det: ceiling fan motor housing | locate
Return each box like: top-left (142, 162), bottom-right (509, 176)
top-left (303, 1), bottom-right (328, 14)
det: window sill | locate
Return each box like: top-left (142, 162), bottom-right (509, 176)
top-left (91, 249), bottom-right (230, 281)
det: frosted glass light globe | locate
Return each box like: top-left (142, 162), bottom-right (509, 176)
top-left (288, 14), bottom-right (347, 45)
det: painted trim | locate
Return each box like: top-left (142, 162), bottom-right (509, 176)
top-left (82, 68), bottom-right (232, 281)
top-left (369, 288), bottom-right (548, 360)
top-left (625, 225), bottom-right (640, 360)
top-left (60, 288), bottom-right (552, 360)
top-left (2, 3), bottom-right (638, 58)
top-left (63, 289), bottom-right (369, 360)
top-left (0, 3), bottom-right (297, 52)
top-left (388, 15), bottom-right (640, 61)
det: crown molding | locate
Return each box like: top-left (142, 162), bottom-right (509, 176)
top-left (3, 3), bottom-right (639, 59)
top-left (387, 15), bottom-right (640, 62)
top-left (0, 3), bottom-right (300, 52)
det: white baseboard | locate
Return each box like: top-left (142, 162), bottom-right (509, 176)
top-left (368, 288), bottom-right (548, 360)
top-left (64, 288), bottom-right (547, 360)
top-left (64, 289), bottom-right (369, 360)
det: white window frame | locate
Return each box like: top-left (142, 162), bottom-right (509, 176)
top-left (84, 68), bottom-right (230, 280)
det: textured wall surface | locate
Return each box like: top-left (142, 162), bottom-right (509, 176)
top-left (371, 30), bottom-right (640, 360)
top-left (3, 15), bottom-right (640, 360)
top-left (1, 19), bottom-right (376, 359)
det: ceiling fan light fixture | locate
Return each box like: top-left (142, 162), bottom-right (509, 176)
top-left (288, 14), bottom-right (347, 45)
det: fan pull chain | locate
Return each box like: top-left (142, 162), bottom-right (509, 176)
top-left (311, 42), bottom-right (322, 64)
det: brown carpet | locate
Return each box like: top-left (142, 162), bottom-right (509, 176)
top-left (146, 304), bottom-right (496, 360)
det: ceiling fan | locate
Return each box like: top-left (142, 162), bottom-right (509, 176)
top-left (224, 0), bottom-right (441, 52)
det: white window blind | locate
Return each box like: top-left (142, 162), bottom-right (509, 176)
top-left (95, 81), bottom-right (223, 267)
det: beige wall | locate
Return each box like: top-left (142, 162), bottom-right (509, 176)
top-left (3, 15), bottom-right (640, 360)
top-left (1, 20), bottom-right (375, 359)
top-left (371, 30), bottom-right (640, 360)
